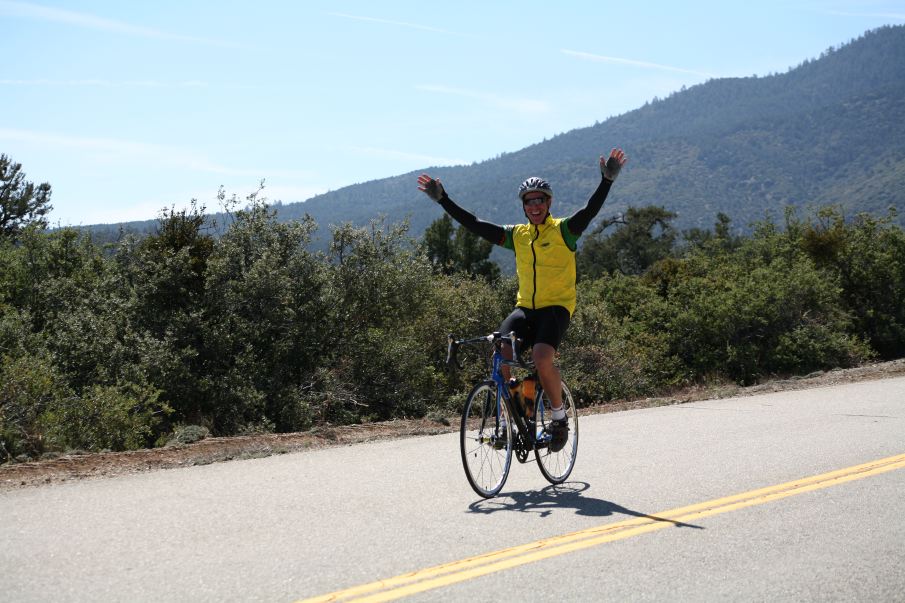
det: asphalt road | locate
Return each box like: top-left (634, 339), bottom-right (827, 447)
top-left (3, 377), bottom-right (905, 602)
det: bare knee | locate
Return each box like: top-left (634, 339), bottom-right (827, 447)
top-left (532, 343), bottom-right (556, 368)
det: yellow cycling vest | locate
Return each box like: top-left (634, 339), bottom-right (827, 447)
top-left (504, 215), bottom-right (579, 315)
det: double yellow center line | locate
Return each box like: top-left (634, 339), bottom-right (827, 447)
top-left (300, 452), bottom-right (905, 603)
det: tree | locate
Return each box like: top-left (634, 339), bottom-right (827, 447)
top-left (796, 206), bottom-right (905, 358)
top-left (577, 205), bottom-right (678, 278)
top-left (0, 154), bottom-right (52, 239)
top-left (203, 199), bottom-right (330, 433)
top-left (421, 214), bottom-right (501, 282)
top-left (422, 214), bottom-right (456, 270)
top-left (121, 201), bottom-right (215, 425)
top-left (681, 212), bottom-right (742, 253)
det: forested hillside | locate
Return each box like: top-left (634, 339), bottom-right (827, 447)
top-left (278, 25), bottom-right (905, 239)
top-left (80, 26), bottom-right (905, 247)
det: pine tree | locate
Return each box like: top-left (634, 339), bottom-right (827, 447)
top-left (0, 154), bottom-right (52, 239)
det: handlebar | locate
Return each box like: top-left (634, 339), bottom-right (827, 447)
top-left (445, 331), bottom-right (534, 372)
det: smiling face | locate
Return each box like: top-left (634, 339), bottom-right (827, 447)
top-left (522, 193), bottom-right (551, 224)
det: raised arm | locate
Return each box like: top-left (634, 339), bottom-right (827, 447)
top-left (566, 148), bottom-right (627, 236)
top-left (417, 174), bottom-right (506, 246)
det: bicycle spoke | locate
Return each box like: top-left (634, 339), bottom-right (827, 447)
top-left (535, 381), bottom-right (578, 484)
top-left (460, 382), bottom-right (512, 498)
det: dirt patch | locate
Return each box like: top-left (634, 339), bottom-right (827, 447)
top-left (0, 419), bottom-right (456, 490)
top-left (3, 359), bottom-right (904, 490)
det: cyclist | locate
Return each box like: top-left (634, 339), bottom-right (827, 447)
top-left (418, 148), bottom-right (627, 452)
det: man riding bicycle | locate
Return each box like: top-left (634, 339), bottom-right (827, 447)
top-left (417, 147), bottom-right (627, 452)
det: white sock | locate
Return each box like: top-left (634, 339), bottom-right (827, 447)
top-left (552, 406), bottom-right (566, 421)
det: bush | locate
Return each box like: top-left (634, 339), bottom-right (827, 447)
top-left (798, 208), bottom-right (905, 358)
top-left (0, 308), bottom-right (45, 360)
top-left (565, 276), bottom-right (683, 403)
top-left (312, 219), bottom-right (445, 422)
top-left (40, 382), bottom-right (170, 452)
top-left (655, 232), bottom-right (872, 383)
top-left (202, 201), bottom-right (328, 433)
top-left (409, 271), bottom-right (516, 415)
top-left (0, 354), bottom-right (71, 462)
top-left (773, 323), bottom-right (873, 373)
top-left (1, 198), bottom-right (901, 454)
top-left (165, 424), bottom-right (210, 447)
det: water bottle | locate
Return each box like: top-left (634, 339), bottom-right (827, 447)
top-left (508, 378), bottom-right (523, 415)
top-left (521, 376), bottom-right (536, 418)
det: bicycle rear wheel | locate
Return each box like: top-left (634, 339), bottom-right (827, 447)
top-left (534, 380), bottom-right (578, 484)
top-left (460, 381), bottom-right (513, 498)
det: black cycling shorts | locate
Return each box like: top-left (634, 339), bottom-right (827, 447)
top-left (498, 305), bottom-right (571, 351)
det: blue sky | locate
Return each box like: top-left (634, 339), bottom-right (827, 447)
top-left (2, 0), bottom-right (904, 225)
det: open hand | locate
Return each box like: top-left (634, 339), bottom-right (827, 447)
top-left (417, 174), bottom-right (446, 202)
top-left (600, 148), bottom-right (627, 181)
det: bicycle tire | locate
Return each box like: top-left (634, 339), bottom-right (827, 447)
top-left (534, 380), bottom-right (578, 484)
top-left (460, 381), bottom-right (513, 498)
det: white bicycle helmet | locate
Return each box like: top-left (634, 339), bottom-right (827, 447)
top-left (518, 177), bottom-right (553, 201)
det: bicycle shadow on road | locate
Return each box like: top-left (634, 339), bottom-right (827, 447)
top-left (467, 482), bottom-right (703, 529)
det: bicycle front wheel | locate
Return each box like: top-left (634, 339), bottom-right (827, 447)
top-left (534, 380), bottom-right (578, 484)
top-left (460, 381), bottom-right (513, 498)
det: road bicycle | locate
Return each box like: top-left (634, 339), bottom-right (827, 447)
top-left (447, 331), bottom-right (579, 498)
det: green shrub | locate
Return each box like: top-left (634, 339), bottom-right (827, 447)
top-left (799, 208), bottom-right (905, 358)
top-left (772, 323), bottom-right (873, 373)
top-left (165, 424), bottom-right (210, 447)
top-left (202, 201), bottom-right (328, 433)
top-left (40, 382), bottom-right (170, 452)
top-left (658, 232), bottom-right (872, 383)
top-left (410, 271), bottom-right (516, 415)
top-left (0, 308), bottom-right (45, 359)
top-left (565, 277), bottom-right (682, 403)
top-left (0, 354), bottom-right (71, 462)
top-left (1, 198), bottom-right (902, 454)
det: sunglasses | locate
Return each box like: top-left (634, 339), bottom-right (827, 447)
top-left (522, 196), bottom-right (548, 206)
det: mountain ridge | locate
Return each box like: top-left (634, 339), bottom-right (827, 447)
top-left (281, 25), bottom-right (905, 237)
top-left (84, 25), bottom-right (905, 244)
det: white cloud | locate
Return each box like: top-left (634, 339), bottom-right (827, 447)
top-left (0, 0), bottom-right (245, 47)
top-left (561, 49), bottom-right (718, 78)
top-left (72, 184), bottom-right (326, 225)
top-left (825, 10), bottom-right (905, 20)
top-left (0, 128), bottom-right (317, 180)
top-left (51, 180), bottom-right (329, 226)
top-left (0, 128), bottom-right (233, 173)
top-left (416, 85), bottom-right (551, 115)
top-left (0, 79), bottom-right (208, 88)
